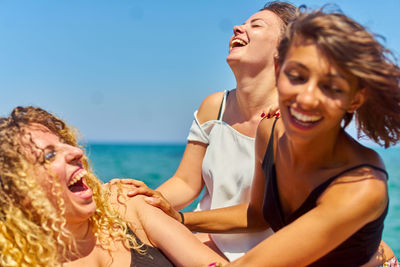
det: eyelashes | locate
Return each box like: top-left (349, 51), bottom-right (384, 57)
top-left (283, 70), bottom-right (345, 95)
top-left (284, 70), bottom-right (306, 84)
top-left (45, 151), bottom-right (56, 161)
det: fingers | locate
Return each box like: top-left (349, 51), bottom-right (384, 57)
top-left (144, 196), bottom-right (170, 213)
top-left (108, 178), bottom-right (157, 198)
top-left (144, 196), bottom-right (162, 207)
top-left (109, 178), bottom-right (146, 186)
top-left (108, 178), bottom-right (122, 185)
top-left (260, 108), bottom-right (280, 119)
top-left (127, 187), bottom-right (157, 197)
top-left (144, 196), bottom-right (181, 222)
top-left (107, 178), bottom-right (181, 220)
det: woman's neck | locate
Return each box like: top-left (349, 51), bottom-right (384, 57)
top-left (281, 127), bottom-right (346, 172)
top-left (65, 220), bottom-right (96, 260)
top-left (233, 67), bottom-right (278, 120)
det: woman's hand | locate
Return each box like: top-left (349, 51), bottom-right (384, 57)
top-left (109, 178), bottom-right (182, 222)
top-left (260, 107), bottom-right (280, 119)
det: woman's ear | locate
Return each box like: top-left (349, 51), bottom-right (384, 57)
top-left (347, 88), bottom-right (366, 113)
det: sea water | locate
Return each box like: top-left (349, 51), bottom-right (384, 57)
top-left (86, 143), bottom-right (399, 256)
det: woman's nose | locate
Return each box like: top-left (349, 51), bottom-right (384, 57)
top-left (65, 145), bottom-right (83, 163)
top-left (233, 24), bottom-right (244, 35)
top-left (296, 82), bottom-right (320, 109)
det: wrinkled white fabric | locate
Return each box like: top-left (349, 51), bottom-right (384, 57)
top-left (187, 90), bottom-right (273, 261)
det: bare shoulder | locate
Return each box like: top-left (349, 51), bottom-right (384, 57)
top-left (358, 145), bottom-right (386, 170)
top-left (196, 91), bottom-right (225, 124)
top-left (256, 117), bottom-right (284, 147)
top-left (105, 183), bottom-right (146, 221)
top-left (320, 159), bottom-right (388, 222)
top-left (344, 132), bottom-right (386, 170)
top-left (255, 117), bottom-right (283, 161)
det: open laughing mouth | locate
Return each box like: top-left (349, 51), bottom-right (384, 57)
top-left (289, 107), bottom-right (322, 127)
top-left (231, 38), bottom-right (247, 49)
top-left (67, 169), bottom-right (91, 195)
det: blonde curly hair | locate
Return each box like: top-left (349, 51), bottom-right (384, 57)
top-left (0, 106), bottom-right (141, 266)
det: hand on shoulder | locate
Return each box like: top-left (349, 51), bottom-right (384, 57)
top-left (256, 113), bottom-right (282, 144)
top-left (105, 179), bottom-right (182, 223)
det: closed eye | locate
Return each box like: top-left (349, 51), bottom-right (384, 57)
top-left (250, 18), bottom-right (267, 28)
top-left (284, 70), bottom-right (306, 84)
top-left (320, 81), bottom-right (345, 95)
top-left (251, 23), bottom-right (263, 28)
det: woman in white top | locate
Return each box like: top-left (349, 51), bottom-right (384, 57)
top-left (116, 3), bottom-right (395, 263)
top-left (120, 1), bottom-right (297, 261)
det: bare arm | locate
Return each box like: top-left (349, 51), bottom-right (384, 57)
top-left (228, 169), bottom-right (388, 266)
top-left (110, 187), bottom-right (228, 267)
top-left (181, 118), bottom-right (275, 234)
top-left (156, 140), bottom-right (207, 210)
top-left (110, 142), bottom-right (205, 215)
top-left (157, 92), bottom-right (226, 210)
top-left (114, 92), bottom-right (226, 216)
top-left (114, 141), bottom-right (207, 220)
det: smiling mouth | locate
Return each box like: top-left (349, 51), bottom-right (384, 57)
top-left (290, 107), bottom-right (322, 126)
top-left (231, 38), bottom-right (247, 48)
top-left (68, 169), bottom-right (88, 193)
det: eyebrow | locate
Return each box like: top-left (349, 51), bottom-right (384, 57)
top-left (286, 61), bottom-right (346, 80)
top-left (44, 144), bottom-right (55, 150)
top-left (286, 61), bottom-right (307, 71)
top-left (250, 18), bottom-right (267, 24)
top-left (242, 18), bottom-right (267, 26)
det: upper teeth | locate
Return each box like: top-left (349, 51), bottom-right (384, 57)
top-left (290, 108), bottom-right (322, 122)
top-left (68, 170), bottom-right (87, 187)
top-left (232, 39), bottom-right (247, 46)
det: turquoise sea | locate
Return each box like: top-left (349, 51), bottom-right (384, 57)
top-left (86, 143), bottom-right (400, 256)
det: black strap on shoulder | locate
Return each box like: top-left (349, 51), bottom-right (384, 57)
top-left (271, 116), bottom-right (279, 139)
top-left (217, 90), bottom-right (230, 120)
top-left (331, 163), bottom-right (389, 181)
top-left (263, 116), bottom-right (280, 163)
top-left (308, 163), bottom-right (389, 202)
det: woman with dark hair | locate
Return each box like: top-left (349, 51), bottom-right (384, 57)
top-left (179, 7), bottom-right (400, 266)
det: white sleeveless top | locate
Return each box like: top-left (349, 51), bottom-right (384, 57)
top-left (187, 90), bottom-right (273, 261)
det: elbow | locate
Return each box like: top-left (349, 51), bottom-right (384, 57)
top-left (246, 205), bottom-right (269, 231)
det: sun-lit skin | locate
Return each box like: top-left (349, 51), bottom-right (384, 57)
top-left (227, 10), bottom-right (282, 78)
top-left (21, 123), bottom-right (96, 224)
top-left (277, 39), bottom-right (364, 145)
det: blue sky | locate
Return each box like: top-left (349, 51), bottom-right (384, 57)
top-left (0, 0), bottom-right (399, 145)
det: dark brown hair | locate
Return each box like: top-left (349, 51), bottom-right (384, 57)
top-left (277, 8), bottom-right (400, 147)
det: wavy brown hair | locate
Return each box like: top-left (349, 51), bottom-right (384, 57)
top-left (277, 7), bottom-right (400, 147)
top-left (0, 106), bottom-right (141, 266)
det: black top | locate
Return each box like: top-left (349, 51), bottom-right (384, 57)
top-left (128, 229), bottom-right (175, 267)
top-left (261, 118), bottom-right (388, 267)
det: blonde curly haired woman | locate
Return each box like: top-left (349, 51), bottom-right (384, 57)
top-left (0, 106), bottom-right (227, 266)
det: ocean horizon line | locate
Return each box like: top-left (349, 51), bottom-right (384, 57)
top-left (84, 141), bottom-right (187, 146)
top-left (82, 140), bottom-right (398, 150)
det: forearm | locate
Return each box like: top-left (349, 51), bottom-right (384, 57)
top-left (136, 197), bottom-right (227, 267)
top-left (157, 176), bottom-right (203, 210)
top-left (183, 203), bottom-right (268, 233)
